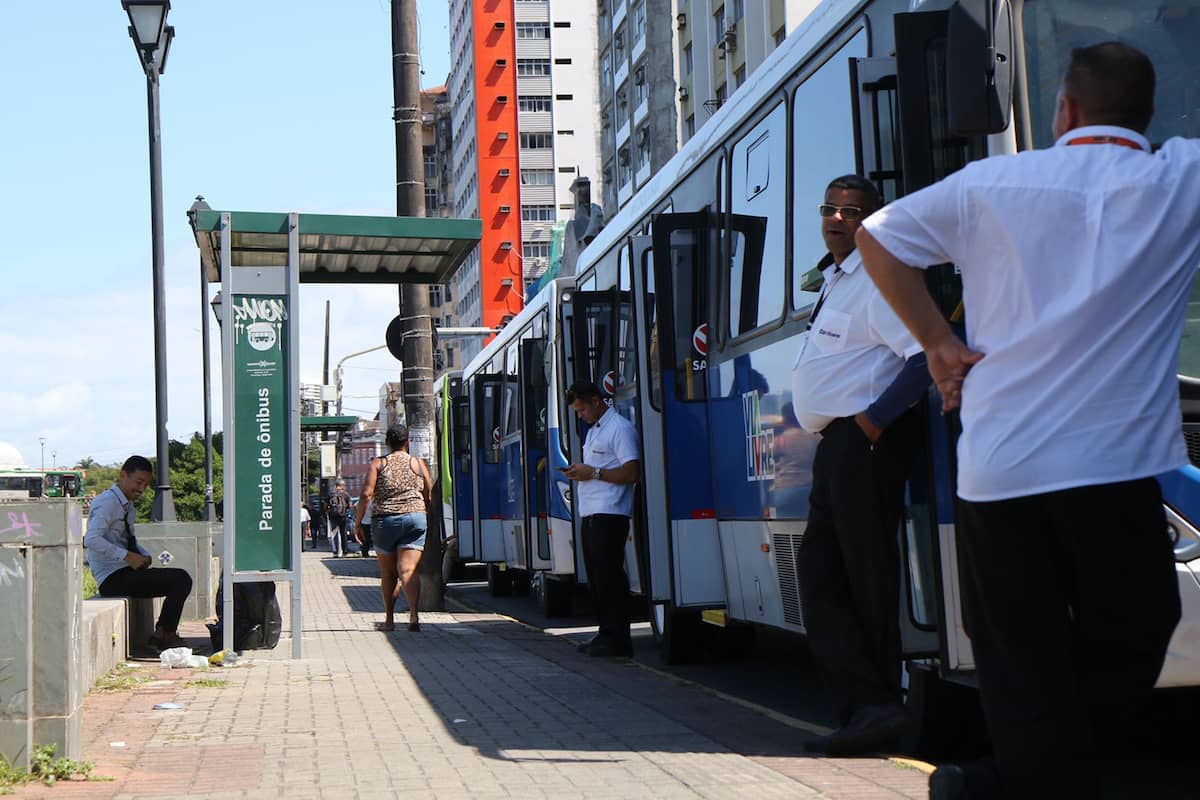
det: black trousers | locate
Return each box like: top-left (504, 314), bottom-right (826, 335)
top-left (100, 566), bottom-right (194, 632)
top-left (957, 477), bottom-right (1180, 799)
top-left (581, 513), bottom-right (631, 645)
top-left (798, 412), bottom-right (919, 725)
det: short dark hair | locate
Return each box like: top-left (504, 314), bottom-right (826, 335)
top-left (1062, 42), bottom-right (1155, 133)
top-left (826, 175), bottom-right (883, 212)
top-left (566, 381), bottom-right (603, 404)
top-left (121, 455), bottom-right (153, 475)
top-left (386, 425), bottom-right (409, 451)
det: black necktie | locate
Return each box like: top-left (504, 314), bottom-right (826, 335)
top-left (123, 507), bottom-right (139, 554)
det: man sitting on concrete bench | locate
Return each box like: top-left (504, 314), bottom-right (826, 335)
top-left (85, 455), bottom-right (193, 651)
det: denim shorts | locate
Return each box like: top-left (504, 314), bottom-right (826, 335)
top-left (373, 512), bottom-right (427, 554)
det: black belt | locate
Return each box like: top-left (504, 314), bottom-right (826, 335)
top-left (582, 513), bottom-right (627, 522)
top-left (819, 416), bottom-right (856, 437)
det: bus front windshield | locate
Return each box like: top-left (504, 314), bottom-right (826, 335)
top-left (1022, 1), bottom-right (1200, 377)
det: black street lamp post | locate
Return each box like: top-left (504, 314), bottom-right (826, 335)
top-left (122, 0), bottom-right (176, 521)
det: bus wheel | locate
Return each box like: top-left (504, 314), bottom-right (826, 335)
top-left (487, 564), bottom-right (514, 597)
top-left (511, 569), bottom-right (532, 597)
top-left (536, 574), bottom-right (573, 618)
top-left (650, 601), bottom-right (703, 664)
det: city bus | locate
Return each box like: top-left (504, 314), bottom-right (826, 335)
top-left (568, 0), bottom-right (1200, 683)
top-left (43, 469), bottom-right (84, 498)
top-left (0, 470), bottom-right (44, 502)
top-left (460, 278), bottom-right (603, 614)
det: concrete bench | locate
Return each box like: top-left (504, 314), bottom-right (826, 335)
top-left (80, 598), bottom-right (129, 691)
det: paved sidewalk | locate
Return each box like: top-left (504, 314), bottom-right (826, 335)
top-left (17, 552), bottom-right (928, 799)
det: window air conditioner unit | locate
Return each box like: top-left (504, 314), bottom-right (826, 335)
top-left (723, 27), bottom-right (738, 52)
top-left (497, 95), bottom-right (508, 103)
top-left (500, 241), bottom-right (514, 250)
top-left (498, 168), bottom-right (511, 177)
top-left (497, 131), bottom-right (510, 140)
top-left (678, 86), bottom-right (689, 101)
top-left (618, 150), bottom-right (630, 165)
top-left (499, 205), bottom-right (512, 213)
top-left (676, 12), bottom-right (687, 29)
top-left (496, 58), bottom-right (507, 67)
top-left (494, 21), bottom-right (505, 30)
top-left (635, 67), bottom-right (645, 85)
top-left (501, 278), bottom-right (514, 287)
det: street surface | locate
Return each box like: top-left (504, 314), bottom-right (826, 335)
top-left (17, 551), bottom-right (932, 799)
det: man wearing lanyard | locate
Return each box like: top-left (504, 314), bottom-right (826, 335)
top-left (859, 43), bottom-right (1193, 798)
top-left (563, 381), bottom-right (640, 658)
top-left (86, 455), bottom-right (193, 651)
top-left (792, 175), bottom-right (931, 755)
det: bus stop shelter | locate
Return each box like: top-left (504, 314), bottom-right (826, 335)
top-left (190, 209), bottom-right (481, 657)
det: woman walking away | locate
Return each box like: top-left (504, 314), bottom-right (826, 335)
top-left (355, 425), bottom-right (432, 632)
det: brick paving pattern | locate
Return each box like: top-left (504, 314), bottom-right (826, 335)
top-left (14, 552), bottom-right (928, 799)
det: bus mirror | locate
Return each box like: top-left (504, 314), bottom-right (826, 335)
top-left (946, 0), bottom-right (1012, 136)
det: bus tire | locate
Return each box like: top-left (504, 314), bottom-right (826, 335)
top-left (537, 574), bottom-right (573, 618)
top-left (650, 601), bottom-right (703, 664)
top-left (487, 563), bottom-right (514, 597)
top-left (511, 569), bottom-right (532, 597)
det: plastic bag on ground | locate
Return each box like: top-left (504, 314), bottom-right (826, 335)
top-left (186, 654), bottom-right (209, 670)
top-left (159, 647), bottom-right (192, 668)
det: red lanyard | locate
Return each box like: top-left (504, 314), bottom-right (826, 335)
top-left (1066, 135), bottom-right (1145, 151)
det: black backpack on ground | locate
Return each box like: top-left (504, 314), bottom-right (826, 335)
top-left (207, 577), bottom-right (283, 652)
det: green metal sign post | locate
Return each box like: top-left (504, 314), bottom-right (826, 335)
top-left (231, 294), bottom-right (291, 571)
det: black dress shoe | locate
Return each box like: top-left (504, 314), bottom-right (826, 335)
top-left (576, 635), bottom-right (603, 653)
top-left (929, 765), bottom-right (969, 800)
top-left (589, 640), bottom-right (633, 658)
top-left (809, 703), bottom-right (910, 756)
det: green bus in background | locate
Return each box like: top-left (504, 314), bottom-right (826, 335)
top-left (43, 469), bottom-right (84, 498)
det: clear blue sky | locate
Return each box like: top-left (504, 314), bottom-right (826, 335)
top-left (0, 1), bottom-right (452, 469)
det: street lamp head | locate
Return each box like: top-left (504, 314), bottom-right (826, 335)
top-left (210, 289), bottom-right (224, 329)
top-left (122, 0), bottom-right (171, 71)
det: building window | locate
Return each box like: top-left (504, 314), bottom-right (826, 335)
top-left (731, 0), bottom-right (744, 23)
top-left (716, 82), bottom-right (727, 107)
top-left (423, 146), bottom-right (437, 178)
top-left (601, 50), bottom-right (613, 92)
top-left (614, 25), bottom-right (626, 63)
top-left (734, 64), bottom-right (746, 89)
top-left (774, 27), bottom-right (786, 46)
top-left (632, 0), bottom-right (646, 44)
top-left (635, 125), bottom-right (650, 169)
top-left (425, 188), bottom-right (438, 211)
top-left (522, 204), bottom-right (555, 221)
top-left (683, 42), bottom-right (693, 75)
top-left (518, 96), bottom-right (553, 113)
top-left (713, 5), bottom-right (725, 42)
top-left (517, 58), bottom-right (551, 77)
top-left (685, 114), bottom-right (695, 139)
top-left (519, 132), bottom-right (554, 149)
top-left (516, 22), bottom-right (551, 39)
top-left (523, 242), bottom-right (550, 260)
top-left (520, 168), bottom-right (555, 186)
top-left (617, 147), bottom-right (632, 186)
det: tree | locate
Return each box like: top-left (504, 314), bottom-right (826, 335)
top-left (82, 434), bottom-right (224, 522)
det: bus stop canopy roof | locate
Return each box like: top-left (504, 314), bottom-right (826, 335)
top-left (301, 416), bottom-right (358, 433)
top-left (190, 209), bottom-right (482, 285)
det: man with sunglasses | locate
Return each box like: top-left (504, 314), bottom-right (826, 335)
top-left (791, 175), bottom-right (931, 755)
top-left (859, 43), bottom-right (1190, 799)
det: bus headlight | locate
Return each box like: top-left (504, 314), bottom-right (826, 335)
top-left (1165, 505), bottom-right (1200, 563)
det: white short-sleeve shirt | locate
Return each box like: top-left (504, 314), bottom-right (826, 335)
top-left (862, 125), bottom-right (1200, 501)
top-left (578, 407), bottom-right (641, 518)
top-left (791, 249), bottom-right (924, 433)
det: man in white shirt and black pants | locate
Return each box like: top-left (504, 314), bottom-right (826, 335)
top-left (860, 43), bottom-right (1192, 799)
top-left (792, 175), bottom-right (931, 755)
top-left (563, 381), bottom-right (641, 658)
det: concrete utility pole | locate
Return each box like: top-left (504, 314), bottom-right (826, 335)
top-left (392, 0), bottom-right (443, 609)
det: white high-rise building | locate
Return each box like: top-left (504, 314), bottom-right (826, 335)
top-left (447, 0), bottom-right (604, 365)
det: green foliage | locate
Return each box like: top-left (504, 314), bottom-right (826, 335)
top-left (93, 663), bottom-right (150, 693)
top-left (186, 678), bottom-right (228, 688)
top-left (0, 745), bottom-right (96, 790)
top-left (77, 432), bottom-right (224, 522)
top-left (82, 567), bottom-right (98, 600)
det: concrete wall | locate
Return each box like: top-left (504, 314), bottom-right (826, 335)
top-left (136, 522), bottom-right (217, 622)
top-left (0, 502), bottom-right (84, 768)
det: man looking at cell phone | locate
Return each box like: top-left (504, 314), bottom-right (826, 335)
top-left (562, 381), bottom-right (640, 658)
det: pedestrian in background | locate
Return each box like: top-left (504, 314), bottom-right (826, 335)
top-left (790, 175), bottom-right (930, 756)
top-left (300, 501), bottom-right (311, 550)
top-left (327, 479), bottom-right (352, 558)
top-left (356, 425), bottom-right (431, 632)
top-left (563, 381), bottom-right (640, 658)
top-left (859, 42), bottom-right (1192, 799)
top-left (355, 497), bottom-right (373, 558)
